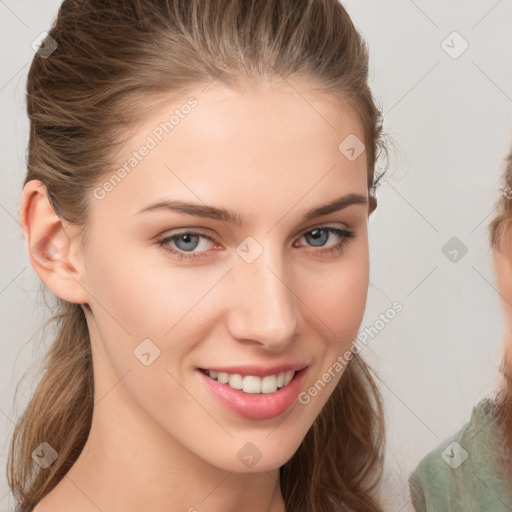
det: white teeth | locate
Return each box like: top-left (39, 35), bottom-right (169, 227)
top-left (228, 373), bottom-right (243, 390)
top-left (243, 376), bottom-right (261, 393)
top-left (218, 372), bottom-right (229, 384)
top-left (205, 369), bottom-right (297, 394)
top-left (260, 375), bottom-right (277, 394)
top-left (283, 370), bottom-right (295, 386)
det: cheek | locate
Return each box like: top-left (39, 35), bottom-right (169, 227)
top-left (307, 246), bottom-right (369, 344)
top-left (83, 243), bottom-right (164, 332)
top-left (82, 233), bottom-right (225, 364)
top-left (83, 233), bottom-right (177, 330)
top-left (295, 253), bottom-right (369, 413)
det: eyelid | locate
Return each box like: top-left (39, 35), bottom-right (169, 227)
top-left (156, 223), bottom-right (353, 254)
top-left (156, 221), bottom-right (351, 244)
top-left (157, 225), bottom-right (354, 264)
top-left (298, 220), bottom-right (352, 235)
top-left (295, 224), bottom-right (354, 246)
top-left (156, 226), bottom-right (216, 242)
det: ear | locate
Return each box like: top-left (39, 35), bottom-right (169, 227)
top-left (19, 179), bottom-right (89, 304)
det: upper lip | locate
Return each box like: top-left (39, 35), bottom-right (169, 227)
top-left (198, 363), bottom-right (309, 378)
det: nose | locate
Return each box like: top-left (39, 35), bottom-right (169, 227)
top-left (226, 243), bottom-right (302, 350)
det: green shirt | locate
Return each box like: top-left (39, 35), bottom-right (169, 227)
top-left (408, 398), bottom-right (511, 511)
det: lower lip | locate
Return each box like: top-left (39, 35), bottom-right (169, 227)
top-left (198, 368), bottom-right (308, 420)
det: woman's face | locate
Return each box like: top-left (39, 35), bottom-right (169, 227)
top-left (78, 79), bottom-right (371, 473)
top-left (493, 245), bottom-right (512, 366)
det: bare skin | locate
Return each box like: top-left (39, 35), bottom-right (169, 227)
top-left (21, 78), bottom-right (372, 512)
top-left (493, 246), bottom-right (512, 367)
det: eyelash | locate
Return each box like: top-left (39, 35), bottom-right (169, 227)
top-left (155, 225), bottom-right (355, 262)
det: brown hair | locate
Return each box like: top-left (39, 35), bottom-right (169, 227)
top-left (489, 146), bottom-right (512, 250)
top-left (494, 357), bottom-right (512, 489)
top-left (491, 145), bottom-right (512, 499)
top-left (8, 1), bottom-right (387, 511)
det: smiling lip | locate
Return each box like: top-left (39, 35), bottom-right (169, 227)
top-left (197, 363), bottom-right (309, 378)
top-left (197, 366), bottom-right (309, 420)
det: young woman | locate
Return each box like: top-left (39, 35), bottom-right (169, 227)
top-left (408, 148), bottom-right (512, 510)
top-left (8, 1), bottom-right (388, 511)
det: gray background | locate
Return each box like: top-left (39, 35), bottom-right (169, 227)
top-left (1, 1), bottom-right (512, 510)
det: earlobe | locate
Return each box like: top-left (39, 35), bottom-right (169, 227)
top-left (19, 179), bottom-right (89, 304)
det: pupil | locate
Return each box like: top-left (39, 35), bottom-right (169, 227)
top-left (308, 229), bottom-right (327, 247)
top-left (177, 234), bottom-right (198, 251)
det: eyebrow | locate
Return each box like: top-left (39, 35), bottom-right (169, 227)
top-left (135, 193), bottom-right (368, 225)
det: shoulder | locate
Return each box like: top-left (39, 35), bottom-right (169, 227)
top-left (408, 398), bottom-right (509, 511)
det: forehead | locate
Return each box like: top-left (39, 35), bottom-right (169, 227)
top-left (91, 80), bottom-right (368, 222)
